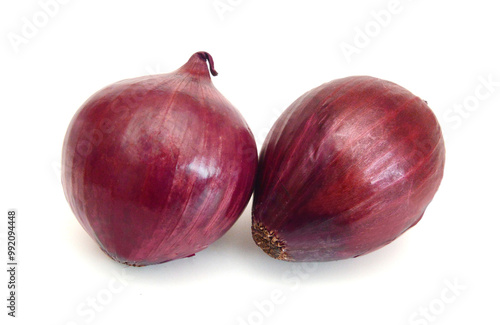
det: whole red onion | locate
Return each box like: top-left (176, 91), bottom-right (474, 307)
top-left (62, 52), bottom-right (257, 266)
top-left (252, 76), bottom-right (445, 262)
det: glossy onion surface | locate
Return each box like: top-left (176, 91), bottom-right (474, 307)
top-left (62, 52), bottom-right (257, 266)
top-left (252, 76), bottom-right (445, 262)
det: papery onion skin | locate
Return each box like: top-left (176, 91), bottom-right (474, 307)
top-left (62, 52), bottom-right (257, 266)
top-left (252, 76), bottom-right (445, 262)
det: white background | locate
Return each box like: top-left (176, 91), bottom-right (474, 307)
top-left (1, 0), bottom-right (499, 324)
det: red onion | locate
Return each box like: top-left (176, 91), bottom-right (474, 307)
top-left (62, 52), bottom-right (257, 266)
top-left (252, 76), bottom-right (445, 262)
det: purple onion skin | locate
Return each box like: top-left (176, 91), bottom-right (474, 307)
top-left (62, 52), bottom-right (257, 266)
top-left (252, 76), bottom-right (445, 262)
